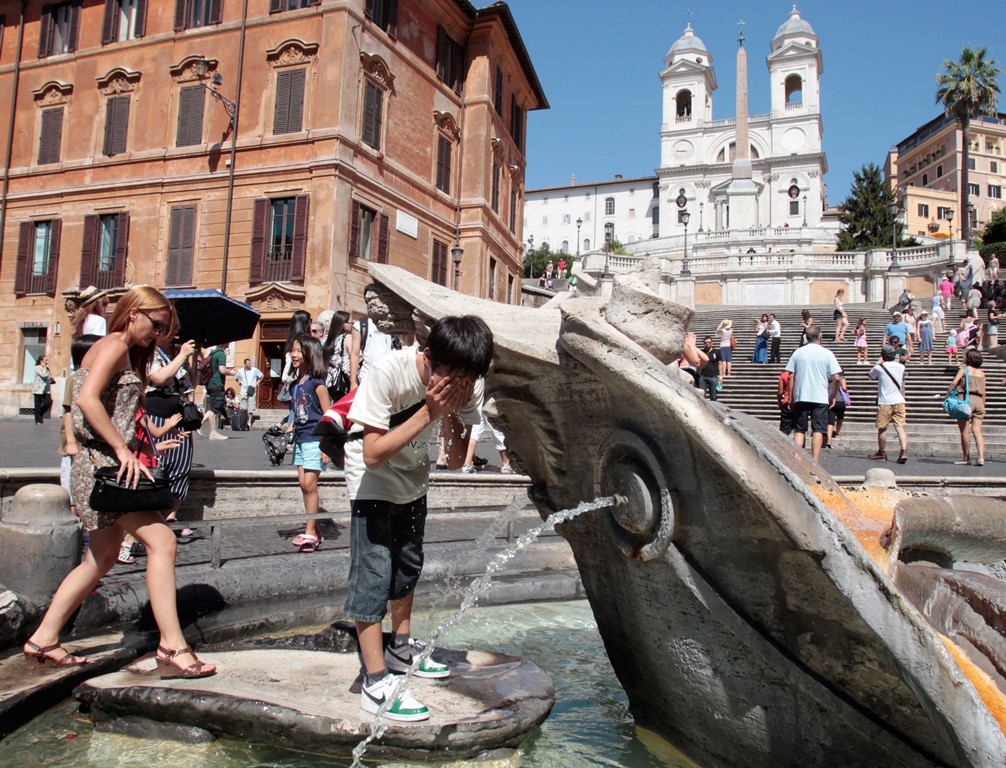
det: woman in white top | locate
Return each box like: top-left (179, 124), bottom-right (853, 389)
top-left (832, 289), bottom-right (849, 342)
top-left (715, 319), bottom-right (734, 379)
top-left (73, 286), bottom-right (110, 338)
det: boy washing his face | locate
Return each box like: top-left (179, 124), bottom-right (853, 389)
top-left (342, 315), bottom-right (494, 721)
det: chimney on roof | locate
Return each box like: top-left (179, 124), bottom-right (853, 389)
top-left (571, 174), bottom-right (576, 185)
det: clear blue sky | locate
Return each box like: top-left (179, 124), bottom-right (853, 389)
top-left (505, 0), bottom-right (1005, 205)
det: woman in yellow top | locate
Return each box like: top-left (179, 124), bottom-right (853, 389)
top-left (946, 348), bottom-right (986, 466)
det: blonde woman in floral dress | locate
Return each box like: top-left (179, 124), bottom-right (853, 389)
top-left (23, 286), bottom-right (216, 680)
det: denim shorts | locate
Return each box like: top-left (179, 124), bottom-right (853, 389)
top-left (293, 440), bottom-right (323, 471)
top-left (343, 496), bottom-right (428, 623)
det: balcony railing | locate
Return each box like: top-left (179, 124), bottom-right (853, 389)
top-left (263, 248), bottom-right (292, 282)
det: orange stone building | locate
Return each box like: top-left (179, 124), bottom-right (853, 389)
top-left (0, 0), bottom-right (546, 414)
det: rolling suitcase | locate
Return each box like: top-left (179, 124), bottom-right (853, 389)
top-left (231, 408), bottom-right (249, 431)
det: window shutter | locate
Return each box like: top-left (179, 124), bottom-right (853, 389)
top-left (174, 0), bottom-right (188, 31)
top-left (167, 206), bottom-right (196, 286)
top-left (80, 215), bottom-right (99, 286)
top-left (67, 1), bottom-right (81, 52)
top-left (273, 70), bottom-right (305, 135)
top-left (179, 206), bottom-right (195, 285)
top-left (103, 96), bottom-right (129, 155)
top-left (112, 212), bottom-right (129, 287)
top-left (269, 0), bottom-right (283, 11)
top-left (362, 81), bottom-right (382, 150)
top-left (207, 0), bottom-right (222, 24)
top-left (494, 65), bottom-right (503, 113)
top-left (451, 38), bottom-right (463, 94)
top-left (386, 0), bottom-right (397, 37)
top-left (349, 200), bottom-right (360, 259)
top-left (44, 219), bottom-right (61, 293)
top-left (290, 195), bottom-right (309, 281)
top-left (436, 136), bottom-right (451, 193)
top-left (38, 108), bottom-right (63, 165)
top-left (377, 212), bottom-right (389, 264)
top-left (249, 199), bottom-right (268, 284)
top-left (101, 0), bottom-right (118, 44)
top-left (15, 222), bottom-right (32, 295)
top-left (38, 6), bottom-right (53, 57)
top-left (436, 26), bottom-right (447, 83)
top-left (287, 69), bottom-right (305, 133)
top-left (177, 86), bottom-right (204, 146)
top-left (134, 0), bottom-right (148, 37)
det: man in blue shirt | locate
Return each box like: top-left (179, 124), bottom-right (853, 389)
top-left (883, 313), bottom-right (910, 350)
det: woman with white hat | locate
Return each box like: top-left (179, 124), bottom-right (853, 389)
top-left (716, 319), bottom-right (734, 380)
top-left (73, 286), bottom-right (110, 338)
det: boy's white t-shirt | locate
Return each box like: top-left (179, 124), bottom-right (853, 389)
top-left (344, 348), bottom-right (483, 503)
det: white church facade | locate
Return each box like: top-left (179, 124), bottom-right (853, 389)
top-left (524, 7), bottom-right (964, 307)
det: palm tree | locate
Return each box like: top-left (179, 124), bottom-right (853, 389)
top-left (935, 46), bottom-right (1001, 249)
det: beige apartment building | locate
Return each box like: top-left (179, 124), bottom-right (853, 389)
top-left (886, 112), bottom-right (1006, 240)
top-left (0, 0), bottom-right (546, 414)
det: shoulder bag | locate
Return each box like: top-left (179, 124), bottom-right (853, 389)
top-left (942, 368), bottom-right (973, 420)
top-left (89, 422), bottom-right (174, 513)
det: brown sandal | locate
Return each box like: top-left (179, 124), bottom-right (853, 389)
top-left (868, 451), bottom-right (887, 461)
top-left (156, 645), bottom-right (216, 680)
top-left (23, 640), bottom-right (87, 668)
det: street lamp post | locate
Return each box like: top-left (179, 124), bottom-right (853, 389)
top-left (945, 209), bottom-right (955, 266)
top-left (889, 195), bottom-right (901, 271)
top-left (802, 195), bottom-right (808, 228)
top-left (575, 218), bottom-right (582, 260)
top-left (452, 243), bottom-right (464, 291)
top-left (967, 202), bottom-right (976, 251)
top-left (680, 210), bottom-right (691, 277)
top-left (602, 238), bottom-right (612, 279)
top-left (698, 202), bottom-right (704, 233)
top-left (527, 234), bottom-right (534, 278)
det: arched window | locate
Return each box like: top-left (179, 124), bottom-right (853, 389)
top-left (605, 197), bottom-right (615, 216)
top-left (583, 238), bottom-right (591, 250)
top-left (561, 240), bottom-right (569, 253)
top-left (716, 142), bottom-right (761, 162)
top-left (785, 75), bottom-right (803, 106)
top-left (675, 89), bottom-right (692, 120)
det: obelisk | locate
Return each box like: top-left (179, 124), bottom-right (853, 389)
top-left (726, 24), bottom-right (758, 229)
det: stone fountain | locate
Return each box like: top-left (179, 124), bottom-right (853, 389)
top-left (358, 262), bottom-right (1006, 768)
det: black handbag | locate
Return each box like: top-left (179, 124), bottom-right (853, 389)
top-left (180, 400), bottom-right (204, 432)
top-left (89, 466), bottom-right (173, 513)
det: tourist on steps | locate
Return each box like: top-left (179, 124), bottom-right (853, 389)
top-left (868, 345), bottom-right (908, 464)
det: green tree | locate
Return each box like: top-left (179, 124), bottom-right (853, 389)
top-left (837, 163), bottom-right (905, 251)
top-left (523, 242), bottom-right (559, 278)
top-left (935, 46), bottom-right (1001, 247)
top-left (979, 206), bottom-right (1006, 263)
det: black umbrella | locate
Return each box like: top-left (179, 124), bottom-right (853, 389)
top-left (163, 288), bottom-right (260, 347)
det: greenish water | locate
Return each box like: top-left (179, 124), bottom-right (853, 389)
top-left (0, 601), bottom-right (691, 768)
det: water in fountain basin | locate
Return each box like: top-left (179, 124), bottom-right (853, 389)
top-left (350, 496), bottom-right (619, 767)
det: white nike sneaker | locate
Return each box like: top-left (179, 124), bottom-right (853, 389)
top-left (384, 638), bottom-right (450, 679)
top-left (360, 674), bottom-right (429, 722)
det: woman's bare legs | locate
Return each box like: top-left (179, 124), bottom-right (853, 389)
top-left (973, 417), bottom-right (985, 463)
top-left (25, 526), bottom-right (123, 662)
top-left (120, 511), bottom-right (215, 673)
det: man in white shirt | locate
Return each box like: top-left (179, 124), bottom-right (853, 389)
top-left (234, 358), bottom-right (264, 415)
top-left (868, 345), bottom-right (908, 463)
top-left (768, 314), bottom-right (782, 364)
top-left (350, 313), bottom-right (400, 389)
top-left (784, 326), bottom-right (841, 462)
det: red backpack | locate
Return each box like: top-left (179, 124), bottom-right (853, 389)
top-left (195, 356), bottom-right (213, 387)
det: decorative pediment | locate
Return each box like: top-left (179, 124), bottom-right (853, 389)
top-left (360, 52), bottom-right (395, 90)
top-left (169, 55), bottom-right (218, 83)
top-left (32, 81), bottom-right (73, 106)
top-left (96, 67), bottom-right (141, 96)
top-left (266, 38), bottom-right (319, 68)
top-left (433, 111), bottom-right (460, 142)
top-left (245, 282), bottom-right (307, 311)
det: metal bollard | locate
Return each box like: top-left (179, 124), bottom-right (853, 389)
top-left (0, 484), bottom-right (81, 607)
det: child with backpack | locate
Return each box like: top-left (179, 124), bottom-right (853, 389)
top-left (287, 334), bottom-right (331, 553)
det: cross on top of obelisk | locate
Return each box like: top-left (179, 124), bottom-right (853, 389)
top-left (737, 20), bottom-right (745, 48)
